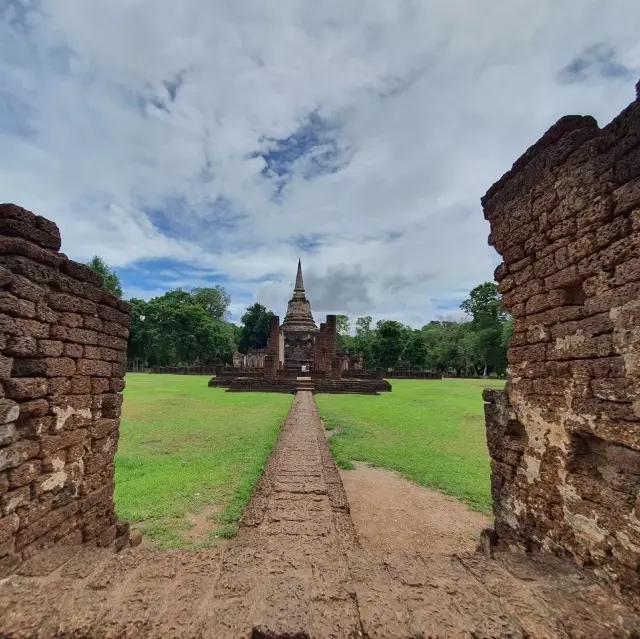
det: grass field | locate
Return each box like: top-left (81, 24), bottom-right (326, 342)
top-left (114, 374), bottom-right (292, 548)
top-left (315, 378), bottom-right (505, 514)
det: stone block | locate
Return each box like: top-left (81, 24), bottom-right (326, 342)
top-left (0, 422), bottom-right (16, 447)
top-left (0, 441), bottom-right (40, 472)
top-left (8, 460), bottom-right (41, 488)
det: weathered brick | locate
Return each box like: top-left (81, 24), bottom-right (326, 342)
top-left (83, 345), bottom-right (102, 360)
top-left (40, 430), bottom-right (87, 457)
top-left (47, 377), bottom-right (71, 396)
top-left (8, 460), bottom-right (41, 488)
top-left (96, 332), bottom-right (128, 350)
top-left (0, 441), bottom-right (40, 472)
top-left (9, 317), bottom-right (50, 339)
top-left (11, 357), bottom-right (75, 378)
top-left (58, 312), bottom-right (83, 328)
top-left (613, 175), bottom-right (640, 214)
top-left (62, 343), bottom-right (84, 358)
top-left (15, 502), bottom-right (78, 550)
top-left (0, 422), bottom-right (17, 447)
top-left (89, 418), bottom-right (118, 440)
top-left (5, 377), bottom-right (47, 400)
top-left (0, 513), bottom-right (19, 544)
top-left (96, 304), bottom-right (129, 325)
top-left (0, 292), bottom-right (36, 319)
top-left (44, 293), bottom-right (97, 316)
top-left (4, 336), bottom-right (37, 357)
top-left (1, 486), bottom-right (31, 515)
top-left (0, 399), bottom-right (20, 425)
top-left (0, 355), bottom-right (12, 379)
top-left (35, 302), bottom-right (57, 324)
top-left (66, 328), bottom-right (98, 345)
top-left (18, 416), bottom-right (53, 439)
top-left (76, 359), bottom-right (111, 377)
top-left (90, 378), bottom-right (110, 394)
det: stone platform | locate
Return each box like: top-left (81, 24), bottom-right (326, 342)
top-left (208, 374), bottom-right (391, 395)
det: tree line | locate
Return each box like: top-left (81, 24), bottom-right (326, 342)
top-left (334, 281), bottom-right (511, 377)
top-left (88, 257), bottom-right (511, 376)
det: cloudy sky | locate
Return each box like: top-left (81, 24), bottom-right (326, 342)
top-left (1, 1), bottom-right (639, 326)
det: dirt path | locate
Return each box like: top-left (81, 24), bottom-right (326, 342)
top-left (1, 391), bottom-right (638, 638)
top-left (340, 462), bottom-right (490, 555)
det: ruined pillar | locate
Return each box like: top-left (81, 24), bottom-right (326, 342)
top-left (265, 315), bottom-right (280, 377)
top-left (325, 315), bottom-right (338, 378)
top-left (481, 85), bottom-right (640, 592)
top-left (0, 204), bottom-right (132, 576)
top-left (315, 323), bottom-right (327, 373)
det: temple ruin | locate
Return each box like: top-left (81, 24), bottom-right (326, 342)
top-left (209, 260), bottom-right (390, 394)
top-left (482, 81), bottom-right (640, 594)
top-left (0, 204), bottom-right (133, 577)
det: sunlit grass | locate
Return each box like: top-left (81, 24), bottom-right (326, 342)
top-left (115, 373), bottom-right (292, 548)
top-left (315, 378), bottom-right (505, 513)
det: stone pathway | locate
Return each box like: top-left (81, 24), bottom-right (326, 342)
top-left (1, 391), bottom-right (639, 638)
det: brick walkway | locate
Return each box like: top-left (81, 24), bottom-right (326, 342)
top-left (1, 392), bottom-right (638, 638)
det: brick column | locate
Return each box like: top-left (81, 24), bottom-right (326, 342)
top-left (325, 315), bottom-right (338, 378)
top-left (315, 323), bottom-right (326, 373)
top-left (0, 204), bottom-right (132, 576)
top-left (481, 86), bottom-right (640, 593)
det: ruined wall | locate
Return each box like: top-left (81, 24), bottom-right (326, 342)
top-left (315, 323), bottom-right (327, 373)
top-left (265, 316), bottom-right (280, 377)
top-left (325, 315), bottom-right (339, 378)
top-left (482, 84), bottom-right (640, 592)
top-left (0, 204), bottom-right (131, 576)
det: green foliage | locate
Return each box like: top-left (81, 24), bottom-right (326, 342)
top-left (191, 286), bottom-right (232, 320)
top-left (86, 255), bottom-right (123, 298)
top-left (459, 282), bottom-right (509, 377)
top-left (340, 282), bottom-right (510, 377)
top-left (336, 314), bottom-right (350, 335)
top-left (316, 378), bottom-right (506, 513)
top-left (126, 287), bottom-right (236, 366)
top-left (115, 374), bottom-right (292, 548)
top-left (238, 303), bottom-right (274, 354)
top-left (375, 320), bottom-right (406, 370)
top-left (402, 330), bottom-right (428, 370)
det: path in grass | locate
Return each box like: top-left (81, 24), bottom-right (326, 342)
top-left (315, 378), bottom-right (505, 513)
top-left (114, 374), bottom-right (292, 548)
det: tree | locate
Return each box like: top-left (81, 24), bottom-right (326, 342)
top-left (353, 316), bottom-right (377, 368)
top-left (191, 286), bottom-right (231, 320)
top-left (460, 282), bottom-right (509, 377)
top-left (355, 316), bottom-right (373, 335)
top-left (336, 315), bottom-right (350, 335)
top-left (238, 303), bottom-right (274, 354)
top-left (402, 330), bottom-right (428, 370)
top-left (126, 289), bottom-right (236, 366)
top-left (374, 320), bottom-right (405, 370)
top-left (87, 256), bottom-right (123, 298)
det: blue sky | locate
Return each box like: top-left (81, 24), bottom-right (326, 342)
top-left (1, 1), bottom-right (639, 326)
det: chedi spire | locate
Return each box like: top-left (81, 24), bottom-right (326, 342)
top-left (281, 258), bottom-right (317, 330)
top-left (294, 258), bottom-right (305, 292)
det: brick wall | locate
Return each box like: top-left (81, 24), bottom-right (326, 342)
top-left (315, 323), bottom-right (327, 373)
top-left (482, 84), bottom-right (640, 592)
top-left (325, 315), bottom-right (338, 378)
top-left (0, 204), bottom-right (131, 576)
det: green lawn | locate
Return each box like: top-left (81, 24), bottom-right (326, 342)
top-left (315, 378), bottom-right (505, 514)
top-left (114, 374), bottom-right (292, 548)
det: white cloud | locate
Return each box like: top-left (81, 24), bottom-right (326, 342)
top-left (1, 0), bottom-right (639, 327)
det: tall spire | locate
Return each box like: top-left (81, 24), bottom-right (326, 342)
top-left (281, 258), bottom-right (318, 331)
top-left (294, 258), bottom-right (304, 292)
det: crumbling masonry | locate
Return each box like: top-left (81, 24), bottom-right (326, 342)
top-left (483, 82), bottom-right (640, 593)
top-left (0, 204), bottom-right (131, 576)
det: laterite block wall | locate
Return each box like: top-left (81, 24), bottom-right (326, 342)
top-left (0, 204), bottom-right (131, 576)
top-left (482, 84), bottom-right (640, 592)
